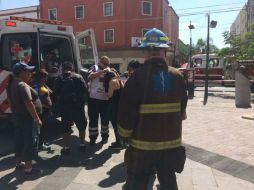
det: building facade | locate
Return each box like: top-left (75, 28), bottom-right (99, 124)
top-left (0, 6), bottom-right (40, 20)
top-left (39, 0), bottom-right (179, 72)
top-left (230, 0), bottom-right (254, 38)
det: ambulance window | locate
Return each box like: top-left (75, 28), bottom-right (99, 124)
top-left (78, 36), bottom-right (95, 69)
top-left (40, 34), bottom-right (74, 66)
top-left (0, 33), bottom-right (37, 70)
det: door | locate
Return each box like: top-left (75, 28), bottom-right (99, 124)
top-left (75, 29), bottom-right (98, 71)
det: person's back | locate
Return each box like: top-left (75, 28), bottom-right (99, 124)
top-left (118, 28), bottom-right (188, 190)
top-left (119, 57), bottom-right (186, 148)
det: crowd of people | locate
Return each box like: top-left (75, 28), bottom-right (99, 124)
top-left (7, 28), bottom-right (187, 190)
top-left (7, 53), bottom-right (140, 173)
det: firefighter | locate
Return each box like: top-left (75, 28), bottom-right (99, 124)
top-left (118, 28), bottom-right (188, 190)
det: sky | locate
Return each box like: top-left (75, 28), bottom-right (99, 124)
top-left (170, 0), bottom-right (246, 49)
top-left (0, 0), bottom-right (247, 49)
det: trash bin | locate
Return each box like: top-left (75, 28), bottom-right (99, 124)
top-left (235, 66), bottom-right (251, 108)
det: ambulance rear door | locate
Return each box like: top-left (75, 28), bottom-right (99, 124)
top-left (75, 28), bottom-right (98, 74)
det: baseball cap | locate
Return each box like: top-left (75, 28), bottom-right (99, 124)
top-left (12, 62), bottom-right (35, 75)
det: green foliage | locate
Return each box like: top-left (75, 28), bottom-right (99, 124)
top-left (219, 29), bottom-right (254, 60)
top-left (194, 38), bottom-right (219, 54)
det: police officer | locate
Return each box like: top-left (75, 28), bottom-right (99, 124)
top-left (118, 28), bottom-right (188, 190)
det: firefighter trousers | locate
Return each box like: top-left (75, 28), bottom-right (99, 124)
top-left (124, 146), bottom-right (180, 190)
top-left (88, 97), bottom-right (109, 141)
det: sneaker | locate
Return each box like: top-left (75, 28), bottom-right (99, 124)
top-left (79, 145), bottom-right (86, 152)
top-left (101, 138), bottom-right (108, 144)
top-left (109, 142), bottom-right (122, 149)
top-left (61, 148), bottom-right (70, 155)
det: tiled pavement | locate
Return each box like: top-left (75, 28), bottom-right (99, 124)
top-left (0, 87), bottom-right (254, 190)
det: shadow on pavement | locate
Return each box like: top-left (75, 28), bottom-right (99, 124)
top-left (85, 144), bottom-right (121, 170)
top-left (98, 162), bottom-right (126, 188)
top-left (185, 143), bottom-right (254, 184)
top-left (0, 132), bottom-right (113, 190)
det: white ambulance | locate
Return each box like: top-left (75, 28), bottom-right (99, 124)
top-left (0, 16), bottom-right (98, 119)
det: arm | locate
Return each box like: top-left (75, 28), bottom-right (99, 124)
top-left (117, 73), bottom-right (140, 138)
top-left (107, 80), bottom-right (114, 98)
top-left (24, 100), bottom-right (42, 127)
top-left (87, 70), bottom-right (104, 81)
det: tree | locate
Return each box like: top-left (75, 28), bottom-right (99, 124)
top-left (194, 38), bottom-right (219, 54)
top-left (219, 28), bottom-right (254, 60)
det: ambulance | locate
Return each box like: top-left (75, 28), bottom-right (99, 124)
top-left (0, 16), bottom-right (98, 120)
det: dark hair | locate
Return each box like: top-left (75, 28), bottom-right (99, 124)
top-left (128, 59), bottom-right (140, 70)
top-left (34, 69), bottom-right (48, 81)
top-left (103, 71), bottom-right (117, 92)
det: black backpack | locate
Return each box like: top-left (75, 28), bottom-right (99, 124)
top-left (56, 73), bottom-right (78, 108)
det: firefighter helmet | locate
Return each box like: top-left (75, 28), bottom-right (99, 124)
top-left (139, 28), bottom-right (171, 49)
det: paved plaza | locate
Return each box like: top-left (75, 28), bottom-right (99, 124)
top-left (0, 87), bottom-right (254, 190)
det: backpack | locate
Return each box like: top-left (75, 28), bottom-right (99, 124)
top-left (56, 73), bottom-right (78, 108)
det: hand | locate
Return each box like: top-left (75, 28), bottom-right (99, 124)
top-left (35, 119), bottom-right (42, 128)
top-left (103, 68), bottom-right (110, 73)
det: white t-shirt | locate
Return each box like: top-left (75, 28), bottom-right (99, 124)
top-left (88, 65), bottom-right (108, 100)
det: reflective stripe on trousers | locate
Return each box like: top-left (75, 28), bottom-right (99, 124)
top-left (130, 138), bottom-right (181, 151)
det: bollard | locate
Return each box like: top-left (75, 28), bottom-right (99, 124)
top-left (235, 66), bottom-right (251, 108)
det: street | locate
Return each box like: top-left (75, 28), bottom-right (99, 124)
top-left (0, 87), bottom-right (254, 190)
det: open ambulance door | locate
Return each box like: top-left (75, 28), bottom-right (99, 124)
top-left (75, 28), bottom-right (98, 76)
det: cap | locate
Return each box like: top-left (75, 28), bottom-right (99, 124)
top-left (12, 62), bottom-right (35, 75)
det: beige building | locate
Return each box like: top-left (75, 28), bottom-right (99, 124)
top-left (0, 6), bottom-right (40, 20)
top-left (230, 6), bottom-right (247, 38)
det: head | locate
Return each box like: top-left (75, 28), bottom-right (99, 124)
top-left (99, 56), bottom-right (110, 69)
top-left (12, 62), bottom-right (35, 82)
top-left (45, 51), bottom-right (56, 60)
top-left (138, 28), bottom-right (171, 60)
top-left (62, 61), bottom-right (74, 72)
top-left (34, 69), bottom-right (48, 84)
top-left (127, 59), bottom-right (140, 77)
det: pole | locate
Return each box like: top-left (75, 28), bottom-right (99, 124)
top-left (204, 13), bottom-right (210, 105)
top-left (189, 21), bottom-right (192, 68)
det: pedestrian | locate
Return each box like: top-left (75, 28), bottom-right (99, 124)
top-left (31, 69), bottom-right (53, 149)
top-left (54, 61), bottom-right (87, 155)
top-left (103, 70), bottom-right (124, 149)
top-left (42, 50), bottom-right (62, 89)
top-left (87, 56), bottom-right (111, 145)
top-left (118, 28), bottom-right (188, 190)
top-left (7, 62), bottom-right (42, 175)
top-left (127, 59), bottom-right (141, 78)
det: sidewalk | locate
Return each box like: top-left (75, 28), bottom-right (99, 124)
top-left (0, 87), bottom-right (254, 190)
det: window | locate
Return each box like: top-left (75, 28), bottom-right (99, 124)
top-left (103, 2), bottom-right (113, 16)
top-left (0, 33), bottom-right (37, 70)
top-left (104, 29), bottom-right (114, 43)
top-left (209, 58), bottom-right (220, 67)
top-left (48, 8), bottom-right (57, 20)
top-left (75, 5), bottom-right (84, 19)
top-left (142, 28), bottom-right (151, 37)
top-left (40, 34), bottom-right (74, 66)
top-left (142, 1), bottom-right (152, 15)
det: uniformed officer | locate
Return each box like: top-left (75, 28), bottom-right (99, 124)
top-left (118, 28), bottom-right (188, 190)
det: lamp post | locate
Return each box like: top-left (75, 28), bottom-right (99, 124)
top-left (204, 14), bottom-right (217, 105)
top-left (188, 21), bottom-right (195, 68)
